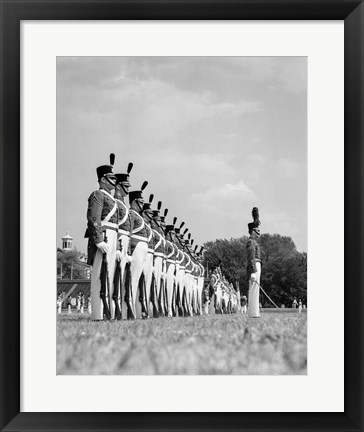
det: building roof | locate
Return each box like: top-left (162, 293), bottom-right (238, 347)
top-left (62, 231), bottom-right (73, 240)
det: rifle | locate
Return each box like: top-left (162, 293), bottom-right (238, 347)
top-left (171, 267), bottom-right (177, 316)
top-left (138, 273), bottom-right (149, 318)
top-left (124, 260), bottom-right (136, 319)
top-left (164, 282), bottom-right (168, 316)
top-left (100, 232), bottom-right (112, 320)
top-left (112, 259), bottom-right (122, 321)
top-left (158, 276), bottom-right (165, 316)
top-left (150, 270), bottom-right (159, 317)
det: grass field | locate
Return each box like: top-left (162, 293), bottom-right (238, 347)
top-left (57, 312), bottom-right (307, 375)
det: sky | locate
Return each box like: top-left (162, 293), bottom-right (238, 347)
top-left (57, 57), bottom-right (307, 253)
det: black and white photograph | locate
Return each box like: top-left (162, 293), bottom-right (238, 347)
top-left (56, 56), bottom-right (307, 375)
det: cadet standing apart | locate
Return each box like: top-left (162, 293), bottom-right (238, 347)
top-left (246, 207), bottom-right (262, 318)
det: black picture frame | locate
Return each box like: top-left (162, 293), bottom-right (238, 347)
top-left (0, 1), bottom-right (363, 431)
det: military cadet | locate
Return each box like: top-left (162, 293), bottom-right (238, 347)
top-left (80, 294), bottom-right (85, 314)
top-left (241, 295), bottom-right (248, 314)
top-left (77, 291), bottom-right (81, 312)
top-left (141, 194), bottom-right (156, 318)
top-left (164, 224), bottom-right (179, 317)
top-left (151, 202), bottom-right (165, 316)
top-left (174, 222), bottom-right (186, 316)
top-left (114, 161), bottom-right (133, 320)
top-left (87, 295), bottom-right (92, 314)
top-left (196, 249), bottom-right (205, 316)
top-left (86, 161), bottom-right (118, 320)
top-left (129, 181), bottom-right (149, 318)
top-left (183, 234), bottom-right (194, 316)
top-left (57, 295), bottom-right (62, 314)
top-left (246, 207), bottom-right (262, 318)
top-left (159, 208), bottom-right (169, 315)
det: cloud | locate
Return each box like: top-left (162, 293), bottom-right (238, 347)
top-left (246, 154), bottom-right (266, 165)
top-left (190, 180), bottom-right (258, 203)
top-left (276, 158), bottom-right (303, 179)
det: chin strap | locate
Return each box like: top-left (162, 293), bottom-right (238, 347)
top-left (136, 201), bottom-right (144, 214)
top-left (121, 184), bottom-right (129, 195)
top-left (105, 177), bottom-right (116, 188)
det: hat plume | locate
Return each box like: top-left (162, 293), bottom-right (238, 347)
top-left (252, 207), bottom-right (260, 225)
top-left (127, 162), bottom-right (133, 174)
top-left (141, 181), bottom-right (148, 191)
top-left (109, 153), bottom-right (115, 166)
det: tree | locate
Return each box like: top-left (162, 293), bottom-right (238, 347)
top-left (57, 248), bottom-right (88, 280)
top-left (203, 234), bottom-right (307, 306)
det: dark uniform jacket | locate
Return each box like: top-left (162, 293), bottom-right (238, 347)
top-left (152, 226), bottom-right (165, 258)
top-left (129, 209), bottom-right (149, 253)
top-left (246, 237), bottom-right (261, 280)
top-left (115, 198), bottom-right (132, 251)
top-left (85, 189), bottom-right (118, 265)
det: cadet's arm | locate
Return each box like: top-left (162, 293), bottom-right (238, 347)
top-left (247, 241), bottom-right (257, 273)
top-left (87, 192), bottom-right (104, 244)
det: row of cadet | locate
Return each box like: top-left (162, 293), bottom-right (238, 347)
top-left (85, 154), bottom-right (209, 321)
top-left (57, 291), bottom-right (91, 315)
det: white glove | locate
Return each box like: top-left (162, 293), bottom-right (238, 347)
top-left (152, 267), bottom-right (156, 275)
top-left (96, 241), bottom-right (108, 254)
top-left (126, 254), bottom-right (133, 263)
top-left (250, 273), bottom-right (258, 282)
top-left (115, 250), bottom-right (122, 262)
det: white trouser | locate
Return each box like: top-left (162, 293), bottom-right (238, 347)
top-left (215, 284), bottom-right (222, 312)
top-left (90, 229), bottom-right (117, 320)
top-left (130, 241), bottom-right (148, 317)
top-left (242, 305), bottom-right (247, 314)
top-left (197, 277), bottom-right (204, 314)
top-left (166, 263), bottom-right (175, 317)
top-left (154, 256), bottom-right (163, 301)
top-left (143, 252), bottom-right (154, 316)
top-left (119, 234), bottom-right (130, 320)
top-left (175, 267), bottom-right (184, 314)
top-left (248, 261), bottom-right (261, 318)
top-left (184, 273), bottom-right (193, 315)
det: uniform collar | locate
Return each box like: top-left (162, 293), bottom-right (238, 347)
top-left (99, 188), bottom-right (115, 201)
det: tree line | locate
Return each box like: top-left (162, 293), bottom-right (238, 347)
top-left (203, 234), bottom-right (307, 307)
top-left (57, 248), bottom-right (89, 280)
top-left (56, 233), bottom-right (307, 307)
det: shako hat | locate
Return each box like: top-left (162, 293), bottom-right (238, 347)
top-left (248, 206), bottom-right (261, 236)
top-left (165, 225), bottom-right (175, 234)
top-left (143, 194), bottom-right (154, 211)
top-left (160, 208), bottom-right (168, 224)
top-left (115, 162), bottom-right (133, 184)
top-left (152, 201), bottom-right (162, 220)
top-left (175, 221), bottom-right (184, 235)
top-left (96, 153), bottom-right (116, 181)
top-left (129, 181), bottom-right (148, 204)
